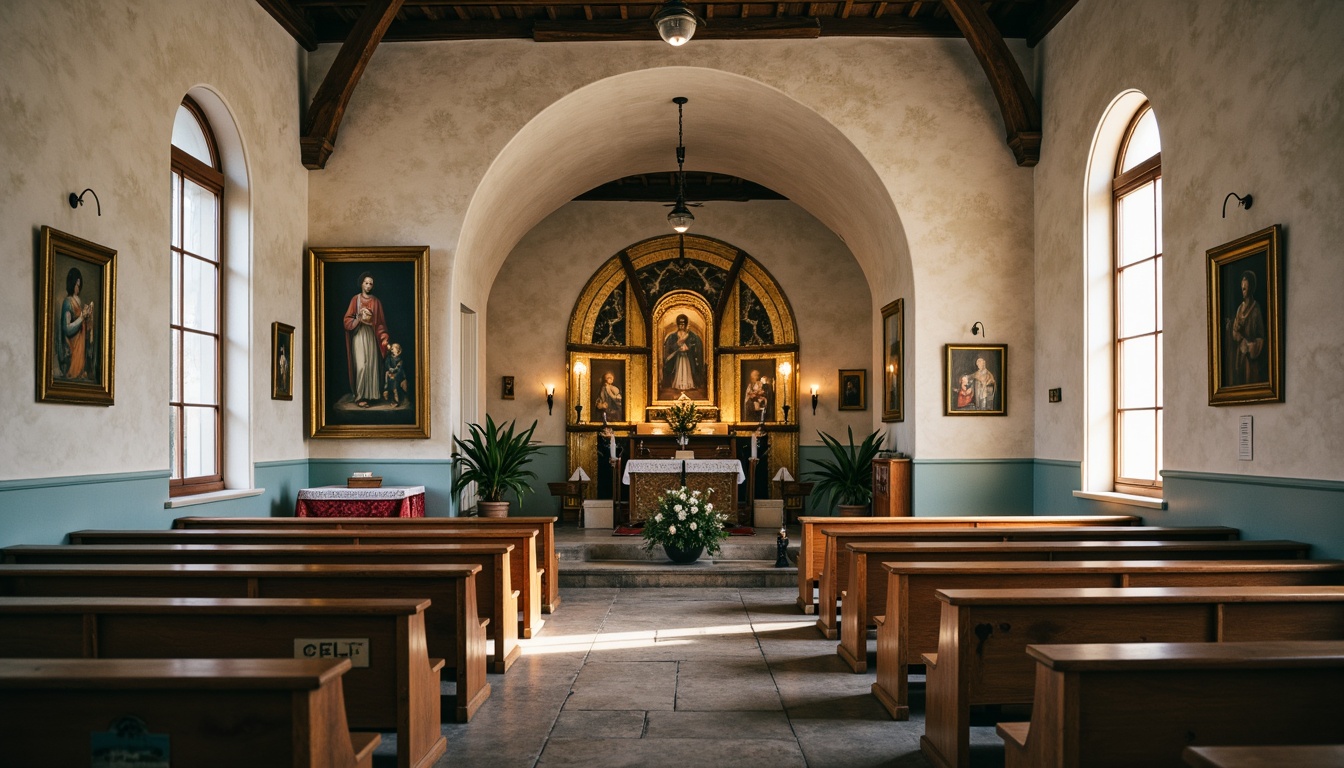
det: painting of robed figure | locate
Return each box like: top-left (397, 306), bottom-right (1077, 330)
top-left (38, 226), bottom-right (116, 406)
top-left (653, 292), bottom-right (713, 403)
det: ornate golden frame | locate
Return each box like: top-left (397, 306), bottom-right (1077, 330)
top-left (1206, 224), bottom-right (1283, 406)
top-left (37, 226), bottom-right (116, 406)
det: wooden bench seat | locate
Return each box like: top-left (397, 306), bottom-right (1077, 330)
top-left (0, 595), bottom-right (444, 768)
top-left (69, 527), bottom-right (546, 639)
top-left (173, 515), bottom-right (562, 614)
top-left (1183, 744), bottom-right (1344, 768)
top-left (921, 586), bottom-right (1344, 768)
top-left (816, 537), bottom-right (1308, 640)
top-left (796, 515), bottom-right (1142, 613)
top-left (868, 559), bottom-right (1344, 719)
top-left (824, 525), bottom-right (1242, 642)
top-left (0, 562), bottom-right (490, 722)
top-left (0, 657), bottom-right (380, 768)
top-left (996, 640), bottom-right (1344, 768)
top-left (4, 542), bottom-right (521, 674)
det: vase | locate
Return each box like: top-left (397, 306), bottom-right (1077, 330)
top-left (478, 501), bottom-right (511, 518)
top-left (836, 503), bottom-right (870, 517)
top-left (663, 543), bottom-right (704, 564)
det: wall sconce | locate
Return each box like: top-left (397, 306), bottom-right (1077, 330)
top-left (778, 361), bottom-right (792, 423)
top-left (1222, 192), bottom-right (1253, 218)
top-left (971, 321), bottom-right (986, 338)
top-left (68, 188), bottom-right (102, 216)
top-left (573, 361), bottom-right (587, 423)
top-left (545, 384), bottom-right (556, 416)
top-left (810, 384), bottom-right (819, 416)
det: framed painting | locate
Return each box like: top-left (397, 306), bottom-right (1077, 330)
top-left (271, 322), bottom-right (294, 401)
top-left (739, 358), bottom-right (777, 424)
top-left (588, 358), bottom-right (626, 423)
top-left (1206, 224), bottom-right (1283, 406)
top-left (881, 299), bottom-right (903, 422)
top-left (838, 369), bottom-right (866, 411)
top-left (37, 226), bottom-right (116, 405)
top-left (652, 290), bottom-right (714, 403)
top-left (945, 344), bottom-right (1006, 415)
top-left (501, 375), bottom-right (515, 400)
top-left (307, 246), bottom-right (430, 438)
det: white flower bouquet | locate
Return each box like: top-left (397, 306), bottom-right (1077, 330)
top-left (640, 485), bottom-right (730, 556)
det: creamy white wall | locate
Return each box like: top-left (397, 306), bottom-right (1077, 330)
top-left (1033, 0), bottom-right (1344, 480)
top-left (0, 0), bottom-right (309, 480)
top-left (307, 37), bottom-right (1035, 460)
top-left (486, 200), bottom-right (874, 448)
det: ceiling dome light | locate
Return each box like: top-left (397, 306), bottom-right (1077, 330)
top-left (654, 0), bottom-right (699, 46)
top-left (667, 202), bottom-right (695, 233)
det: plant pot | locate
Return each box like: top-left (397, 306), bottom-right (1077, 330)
top-left (836, 503), bottom-right (870, 517)
top-left (478, 501), bottom-right (511, 518)
top-left (663, 543), bottom-right (704, 564)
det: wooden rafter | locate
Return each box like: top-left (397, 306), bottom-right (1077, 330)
top-left (1025, 0), bottom-right (1080, 46)
top-left (941, 0), bottom-right (1041, 166)
top-left (300, 0), bottom-right (405, 169)
top-left (256, 0), bottom-right (318, 50)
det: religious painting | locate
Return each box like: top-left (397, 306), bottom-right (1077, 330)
top-left (881, 299), bottom-right (904, 422)
top-left (838, 369), bottom-right (866, 411)
top-left (653, 291), bottom-right (713, 402)
top-left (945, 344), bottom-right (1006, 416)
top-left (271, 322), bottom-right (294, 401)
top-left (307, 246), bottom-right (430, 438)
top-left (501, 375), bottom-right (515, 400)
top-left (1207, 224), bottom-right (1283, 406)
top-left (739, 358), bottom-right (777, 424)
top-left (588, 358), bottom-right (626, 424)
top-left (37, 226), bottom-right (116, 406)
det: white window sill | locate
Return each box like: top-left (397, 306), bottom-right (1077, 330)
top-left (1072, 490), bottom-right (1167, 510)
top-left (164, 488), bottom-right (265, 509)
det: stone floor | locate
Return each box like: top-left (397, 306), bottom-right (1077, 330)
top-left (375, 586), bottom-right (1008, 767)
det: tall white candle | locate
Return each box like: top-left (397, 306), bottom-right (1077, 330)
top-left (609, 437), bottom-right (617, 460)
top-left (751, 434), bottom-right (758, 459)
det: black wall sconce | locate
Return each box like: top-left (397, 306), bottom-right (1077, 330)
top-left (971, 321), bottom-right (986, 338)
top-left (810, 384), bottom-right (819, 416)
top-left (69, 188), bottom-right (102, 216)
top-left (1222, 192), bottom-right (1253, 218)
top-left (545, 384), bottom-right (556, 416)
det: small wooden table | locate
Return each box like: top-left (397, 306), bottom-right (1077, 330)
top-left (296, 485), bottom-right (426, 517)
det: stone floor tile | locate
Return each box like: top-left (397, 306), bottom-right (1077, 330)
top-left (548, 709), bottom-right (647, 740)
top-left (566, 660), bottom-right (678, 710)
top-left (645, 710), bottom-right (794, 740)
top-left (538, 737), bottom-right (807, 768)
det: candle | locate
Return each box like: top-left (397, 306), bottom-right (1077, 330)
top-left (609, 437), bottom-right (617, 460)
top-left (750, 434), bottom-right (758, 459)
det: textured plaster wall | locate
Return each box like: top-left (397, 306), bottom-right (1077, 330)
top-left (0, 0), bottom-right (309, 481)
top-left (307, 37), bottom-right (1035, 462)
top-left (1033, 0), bottom-right (1344, 481)
top-left (486, 200), bottom-right (874, 450)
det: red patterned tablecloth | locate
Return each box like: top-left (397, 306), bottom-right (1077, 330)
top-left (295, 485), bottom-right (427, 518)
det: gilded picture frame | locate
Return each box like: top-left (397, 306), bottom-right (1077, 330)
top-left (881, 299), bottom-right (904, 422)
top-left (838, 369), bottom-right (866, 411)
top-left (501, 375), bottom-right (515, 400)
top-left (1206, 224), bottom-right (1283, 406)
top-left (945, 344), bottom-right (1006, 416)
top-left (37, 226), bottom-right (116, 406)
top-left (307, 246), bottom-right (430, 438)
top-left (271, 322), bottom-right (294, 401)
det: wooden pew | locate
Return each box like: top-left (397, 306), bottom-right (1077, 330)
top-left (827, 525), bottom-right (1241, 642)
top-left (0, 657), bottom-right (381, 768)
top-left (921, 586), bottom-right (1344, 768)
top-left (996, 641), bottom-right (1344, 768)
top-left (4, 542), bottom-right (521, 674)
top-left (0, 596), bottom-right (443, 768)
top-left (1184, 745), bottom-right (1344, 768)
top-left (70, 527), bottom-right (546, 639)
top-left (816, 537), bottom-right (1309, 640)
top-left (869, 559), bottom-right (1344, 719)
top-left (0, 562), bottom-right (490, 722)
top-left (174, 515), bottom-right (562, 614)
top-left (796, 515), bottom-right (1143, 613)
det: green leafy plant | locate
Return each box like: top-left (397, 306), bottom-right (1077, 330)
top-left (663, 399), bottom-right (702, 437)
top-left (451, 415), bottom-right (543, 503)
top-left (805, 427), bottom-right (885, 510)
top-left (641, 486), bottom-right (730, 555)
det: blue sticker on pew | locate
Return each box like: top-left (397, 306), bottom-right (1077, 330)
top-left (91, 716), bottom-right (169, 767)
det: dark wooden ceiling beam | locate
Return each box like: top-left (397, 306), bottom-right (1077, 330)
top-left (819, 15), bottom-right (956, 36)
top-left (301, 0), bottom-right (404, 169)
top-left (941, 0), bottom-right (1041, 166)
top-left (1025, 0), bottom-right (1079, 46)
top-left (255, 0), bottom-right (319, 51)
top-left (534, 16), bottom-right (819, 41)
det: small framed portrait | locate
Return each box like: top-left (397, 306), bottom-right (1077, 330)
top-left (271, 322), bottom-right (295, 401)
top-left (37, 226), bottom-right (117, 406)
top-left (739, 358), bottom-right (777, 423)
top-left (588, 358), bottom-right (626, 423)
top-left (945, 344), bottom-right (1006, 416)
top-left (501, 375), bottom-right (515, 400)
top-left (1206, 224), bottom-right (1283, 406)
top-left (838, 369), bottom-right (867, 411)
top-left (881, 299), bottom-right (904, 422)
top-left (307, 246), bottom-right (430, 438)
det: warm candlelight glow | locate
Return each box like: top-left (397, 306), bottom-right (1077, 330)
top-left (545, 384), bottom-right (555, 396)
top-left (810, 384), bottom-right (819, 396)
top-left (574, 361), bottom-right (587, 376)
top-left (778, 362), bottom-right (792, 378)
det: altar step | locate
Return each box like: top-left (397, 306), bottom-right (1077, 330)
top-left (555, 528), bottom-right (799, 588)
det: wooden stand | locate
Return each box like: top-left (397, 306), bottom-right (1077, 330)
top-left (743, 457), bottom-right (760, 527)
top-left (871, 457), bottom-right (912, 517)
top-left (609, 457), bottom-right (623, 528)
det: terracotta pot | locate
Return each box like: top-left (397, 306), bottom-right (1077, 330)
top-left (663, 543), bottom-right (704, 564)
top-left (836, 503), bottom-right (870, 517)
top-left (478, 501), bottom-right (511, 518)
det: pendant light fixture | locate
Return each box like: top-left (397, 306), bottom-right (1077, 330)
top-left (667, 96), bottom-right (697, 234)
top-left (653, 0), bottom-right (700, 47)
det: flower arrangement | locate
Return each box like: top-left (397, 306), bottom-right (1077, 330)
top-left (641, 486), bottom-right (730, 557)
top-left (663, 398), bottom-right (702, 439)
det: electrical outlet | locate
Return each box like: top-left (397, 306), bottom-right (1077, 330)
top-left (1048, 388), bottom-right (1062, 403)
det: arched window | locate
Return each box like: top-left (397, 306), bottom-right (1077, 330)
top-left (169, 98), bottom-right (224, 496)
top-left (1111, 105), bottom-right (1162, 495)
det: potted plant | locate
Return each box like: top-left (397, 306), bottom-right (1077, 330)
top-left (805, 427), bottom-right (885, 515)
top-left (451, 415), bottom-right (543, 518)
top-left (663, 397), bottom-right (702, 450)
top-left (641, 486), bottom-right (730, 564)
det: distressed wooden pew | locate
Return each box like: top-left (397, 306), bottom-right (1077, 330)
top-left (0, 657), bottom-right (381, 768)
top-left (174, 515), bottom-right (562, 614)
top-left (920, 586), bottom-right (1344, 768)
top-left (817, 537), bottom-right (1309, 640)
top-left (826, 525), bottom-right (1242, 642)
top-left (796, 515), bottom-right (1143, 613)
top-left (0, 596), bottom-right (444, 768)
top-left (1183, 745), bottom-right (1344, 768)
top-left (70, 527), bottom-right (545, 639)
top-left (869, 559), bottom-right (1344, 719)
top-left (996, 641), bottom-right (1344, 768)
top-left (4, 542), bottom-right (521, 674)
top-left (0, 562), bottom-right (490, 722)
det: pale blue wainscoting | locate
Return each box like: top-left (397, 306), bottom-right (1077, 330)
top-left (911, 458), bottom-right (1036, 516)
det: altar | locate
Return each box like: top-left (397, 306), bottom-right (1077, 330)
top-left (622, 459), bottom-right (745, 524)
top-left (295, 485), bottom-right (427, 518)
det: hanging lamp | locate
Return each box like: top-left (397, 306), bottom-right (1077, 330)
top-left (653, 0), bottom-right (699, 46)
top-left (667, 96), bottom-right (695, 233)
